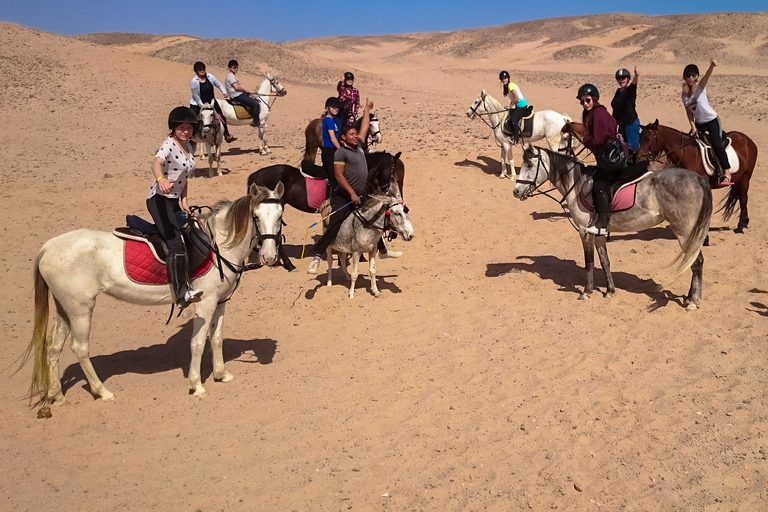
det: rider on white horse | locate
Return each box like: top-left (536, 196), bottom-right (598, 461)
top-left (499, 70), bottom-right (528, 142)
top-left (225, 59), bottom-right (261, 127)
top-left (147, 107), bottom-right (203, 308)
top-left (190, 61), bottom-right (236, 143)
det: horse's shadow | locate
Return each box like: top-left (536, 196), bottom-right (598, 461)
top-left (606, 227), bottom-right (676, 242)
top-left (304, 273), bottom-right (402, 300)
top-left (530, 211), bottom-right (570, 221)
top-left (486, 255), bottom-right (680, 310)
top-left (454, 156), bottom-right (517, 177)
top-left (222, 148), bottom-right (263, 156)
top-left (192, 168), bottom-right (231, 178)
top-left (60, 319), bottom-right (277, 395)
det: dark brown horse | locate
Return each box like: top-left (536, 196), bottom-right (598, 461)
top-left (303, 112), bottom-right (382, 163)
top-left (247, 151), bottom-right (405, 270)
top-left (638, 120), bottom-right (758, 233)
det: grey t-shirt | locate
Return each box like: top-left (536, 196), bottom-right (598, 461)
top-left (334, 144), bottom-right (368, 197)
top-left (225, 72), bottom-right (243, 98)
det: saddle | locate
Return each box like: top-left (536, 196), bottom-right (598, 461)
top-left (225, 98), bottom-right (253, 120)
top-left (579, 170), bottom-right (653, 213)
top-left (502, 105), bottom-right (535, 139)
top-left (113, 212), bottom-right (213, 270)
top-left (693, 134), bottom-right (737, 177)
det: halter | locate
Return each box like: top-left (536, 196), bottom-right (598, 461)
top-left (354, 200), bottom-right (409, 232)
top-left (198, 105), bottom-right (220, 134)
top-left (254, 76), bottom-right (286, 109)
top-left (468, 93), bottom-right (507, 131)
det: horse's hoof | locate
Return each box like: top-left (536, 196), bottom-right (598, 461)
top-left (37, 406), bottom-right (52, 419)
top-left (499, 173), bottom-right (508, 179)
top-left (99, 389), bottom-right (115, 401)
top-left (373, 291), bottom-right (382, 298)
top-left (216, 371), bottom-right (234, 383)
top-left (191, 387), bottom-right (206, 397)
top-left (734, 227), bottom-right (744, 234)
top-left (604, 291), bottom-right (614, 299)
top-left (686, 303), bottom-right (699, 311)
top-left (578, 293), bottom-right (590, 300)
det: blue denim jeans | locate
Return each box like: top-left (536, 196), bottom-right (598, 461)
top-left (618, 118), bottom-right (640, 151)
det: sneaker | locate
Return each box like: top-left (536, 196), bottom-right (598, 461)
top-left (224, 134), bottom-right (237, 143)
top-left (184, 288), bottom-right (203, 304)
top-left (307, 258), bottom-right (320, 275)
top-left (380, 250), bottom-right (403, 259)
top-left (585, 226), bottom-right (608, 236)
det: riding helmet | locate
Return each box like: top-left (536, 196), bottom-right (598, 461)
top-left (576, 83), bottom-right (600, 100)
top-left (499, 70), bottom-right (510, 80)
top-left (168, 106), bottom-right (198, 130)
top-left (193, 61), bottom-right (206, 72)
top-left (325, 97), bottom-right (341, 109)
top-left (344, 71), bottom-right (355, 81)
top-left (683, 64), bottom-right (699, 77)
top-left (615, 68), bottom-right (631, 79)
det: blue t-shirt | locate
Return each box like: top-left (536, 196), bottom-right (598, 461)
top-left (322, 116), bottom-right (340, 148)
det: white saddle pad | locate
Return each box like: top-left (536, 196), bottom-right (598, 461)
top-left (694, 138), bottom-right (739, 176)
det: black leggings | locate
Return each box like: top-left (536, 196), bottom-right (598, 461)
top-left (509, 107), bottom-right (526, 135)
top-left (147, 194), bottom-right (185, 255)
top-left (312, 193), bottom-right (354, 257)
top-left (591, 164), bottom-right (646, 229)
top-left (321, 147), bottom-right (337, 188)
top-left (695, 117), bottom-right (730, 171)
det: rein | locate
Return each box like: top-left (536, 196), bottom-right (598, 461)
top-left (641, 127), bottom-right (697, 164)
top-left (254, 77), bottom-right (286, 109)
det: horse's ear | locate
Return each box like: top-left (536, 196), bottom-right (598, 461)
top-left (274, 181), bottom-right (284, 199)
top-left (652, 119), bottom-right (659, 129)
top-left (249, 183), bottom-right (259, 197)
top-left (267, 72), bottom-right (273, 79)
top-left (394, 151), bottom-right (402, 161)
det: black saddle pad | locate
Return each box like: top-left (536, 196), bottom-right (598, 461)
top-left (121, 213), bottom-right (211, 269)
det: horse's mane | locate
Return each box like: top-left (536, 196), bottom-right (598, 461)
top-left (483, 93), bottom-right (503, 113)
top-left (366, 151), bottom-right (396, 195)
top-left (202, 188), bottom-right (269, 248)
top-left (524, 146), bottom-right (584, 188)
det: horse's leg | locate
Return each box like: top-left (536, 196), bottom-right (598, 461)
top-left (368, 249), bottom-right (381, 297)
top-left (215, 143), bottom-right (222, 177)
top-left (349, 253), bottom-right (361, 299)
top-left (509, 142), bottom-right (517, 179)
top-left (46, 300), bottom-right (71, 404)
top-left (579, 233), bottom-right (596, 300)
top-left (68, 304), bottom-right (114, 401)
top-left (594, 236), bottom-right (616, 297)
top-left (259, 125), bottom-right (270, 154)
top-left (208, 303), bottom-right (233, 383)
top-left (685, 251), bottom-right (704, 310)
top-left (499, 144), bottom-right (509, 179)
top-left (189, 299), bottom-right (216, 396)
top-left (207, 142), bottom-right (214, 178)
top-left (735, 178), bottom-right (750, 233)
top-left (326, 248), bottom-right (334, 287)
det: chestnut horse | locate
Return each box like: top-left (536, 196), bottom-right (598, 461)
top-left (638, 120), bottom-right (758, 233)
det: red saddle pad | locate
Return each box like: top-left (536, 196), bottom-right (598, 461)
top-left (306, 177), bottom-right (327, 210)
top-left (124, 240), bottom-right (214, 285)
top-left (579, 183), bottom-right (638, 213)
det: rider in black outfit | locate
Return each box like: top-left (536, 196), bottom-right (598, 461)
top-left (610, 67), bottom-right (640, 161)
top-left (189, 61), bottom-right (236, 143)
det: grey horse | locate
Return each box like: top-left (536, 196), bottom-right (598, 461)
top-left (512, 146), bottom-right (712, 310)
top-left (325, 178), bottom-right (414, 298)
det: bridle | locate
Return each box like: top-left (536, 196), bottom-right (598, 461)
top-left (354, 200), bottom-right (409, 233)
top-left (198, 105), bottom-right (220, 136)
top-left (367, 114), bottom-right (381, 146)
top-left (468, 93), bottom-right (506, 132)
top-left (639, 126), bottom-right (696, 164)
top-left (254, 76), bottom-right (286, 109)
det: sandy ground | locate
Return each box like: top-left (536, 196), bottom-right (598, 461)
top-left (2, 14), bottom-right (768, 510)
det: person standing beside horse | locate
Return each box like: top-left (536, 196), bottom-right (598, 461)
top-left (147, 107), bottom-right (203, 308)
top-left (499, 70), bottom-right (528, 143)
top-left (190, 61), bottom-right (236, 143)
top-left (682, 59), bottom-right (733, 186)
top-left (611, 67), bottom-right (640, 160)
top-left (307, 99), bottom-right (375, 274)
top-left (321, 97), bottom-right (342, 183)
top-left (225, 60), bottom-right (261, 128)
top-left (577, 84), bottom-right (636, 237)
top-left (337, 71), bottom-right (360, 129)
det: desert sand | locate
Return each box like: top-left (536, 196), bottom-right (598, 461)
top-left (2, 12), bottom-right (768, 510)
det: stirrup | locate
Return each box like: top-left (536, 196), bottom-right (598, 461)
top-left (585, 225), bottom-right (608, 236)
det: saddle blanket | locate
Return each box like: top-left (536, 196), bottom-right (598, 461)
top-left (232, 104), bottom-right (252, 120)
top-left (123, 240), bottom-right (214, 285)
top-left (502, 106), bottom-right (534, 138)
top-left (694, 137), bottom-right (739, 177)
top-left (579, 172), bottom-right (652, 213)
top-left (306, 178), bottom-right (327, 210)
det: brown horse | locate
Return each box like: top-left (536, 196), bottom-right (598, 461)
top-left (638, 120), bottom-right (758, 233)
top-left (303, 112), bottom-right (382, 163)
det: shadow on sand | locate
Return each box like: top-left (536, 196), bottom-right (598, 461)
top-left (60, 319), bottom-right (277, 395)
top-left (486, 254), bottom-right (683, 311)
top-left (454, 156), bottom-right (518, 177)
top-left (304, 271), bottom-right (402, 300)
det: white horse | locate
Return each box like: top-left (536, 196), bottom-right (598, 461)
top-left (216, 73), bottom-right (287, 155)
top-left (21, 183), bottom-right (284, 408)
top-left (466, 90), bottom-right (572, 179)
top-left (191, 102), bottom-right (223, 177)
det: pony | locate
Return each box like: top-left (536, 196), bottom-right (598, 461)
top-left (466, 90), bottom-right (572, 179)
top-left (191, 102), bottom-right (223, 177)
top-left (216, 74), bottom-right (286, 155)
top-left (247, 151), bottom-right (405, 271)
top-left (325, 175), bottom-right (414, 298)
top-left (638, 119), bottom-right (758, 233)
top-left (512, 146), bottom-right (712, 309)
top-left (303, 111), bottom-right (382, 163)
top-left (21, 183), bottom-right (285, 408)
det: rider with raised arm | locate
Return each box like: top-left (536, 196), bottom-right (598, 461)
top-left (337, 71), bottom-right (360, 129)
top-left (225, 60), bottom-right (261, 128)
top-left (190, 61), bottom-right (236, 143)
top-left (499, 70), bottom-right (528, 142)
top-left (611, 67), bottom-right (639, 159)
top-left (681, 59), bottom-right (732, 186)
top-left (307, 99), bottom-right (374, 274)
top-left (147, 107), bottom-right (203, 308)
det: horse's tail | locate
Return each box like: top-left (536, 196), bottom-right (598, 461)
top-left (721, 181), bottom-right (740, 220)
top-left (18, 250), bottom-right (52, 407)
top-left (660, 178), bottom-right (713, 289)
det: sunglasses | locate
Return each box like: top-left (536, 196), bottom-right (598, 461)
top-left (684, 73), bottom-right (697, 79)
top-left (579, 98), bottom-right (593, 106)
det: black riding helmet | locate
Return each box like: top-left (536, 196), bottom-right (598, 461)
top-left (344, 71), bottom-right (354, 81)
top-left (168, 106), bottom-right (198, 130)
top-left (325, 97), bottom-right (341, 109)
top-left (615, 68), bottom-right (631, 79)
top-left (499, 70), bottom-right (510, 80)
top-left (193, 61), bottom-right (206, 73)
top-left (683, 64), bottom-right (699, 77)
top-left (577, 83), bottom-right (600, 100)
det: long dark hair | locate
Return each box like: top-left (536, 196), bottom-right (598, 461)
top-left (502, 82), bottom-right (510, 97)
top-left (581, 99), bottom-right (602, 136)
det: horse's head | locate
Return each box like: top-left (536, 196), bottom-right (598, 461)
top-left (368, 110), bottom-right (382, 144)
top-left (513, 145), bottom-right (549, 200)
top-left (198, 102), bottom-right (217, 136)
top-left (383, 183), bottom-right (414, 242)
top-left (267, 73), bottom-right (287, 97)
top-left (248, 182), bottom-right (285, 266)
top-left (466, 90), bottom-right (487, 119)
top-left (637, 119), bottom-right (661, 162)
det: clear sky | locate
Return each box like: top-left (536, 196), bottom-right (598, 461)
top-left (3, 1), bottom-right (765, 42)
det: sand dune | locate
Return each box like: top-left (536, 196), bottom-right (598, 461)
top-left (2, 12), bottom-right (768, 511)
